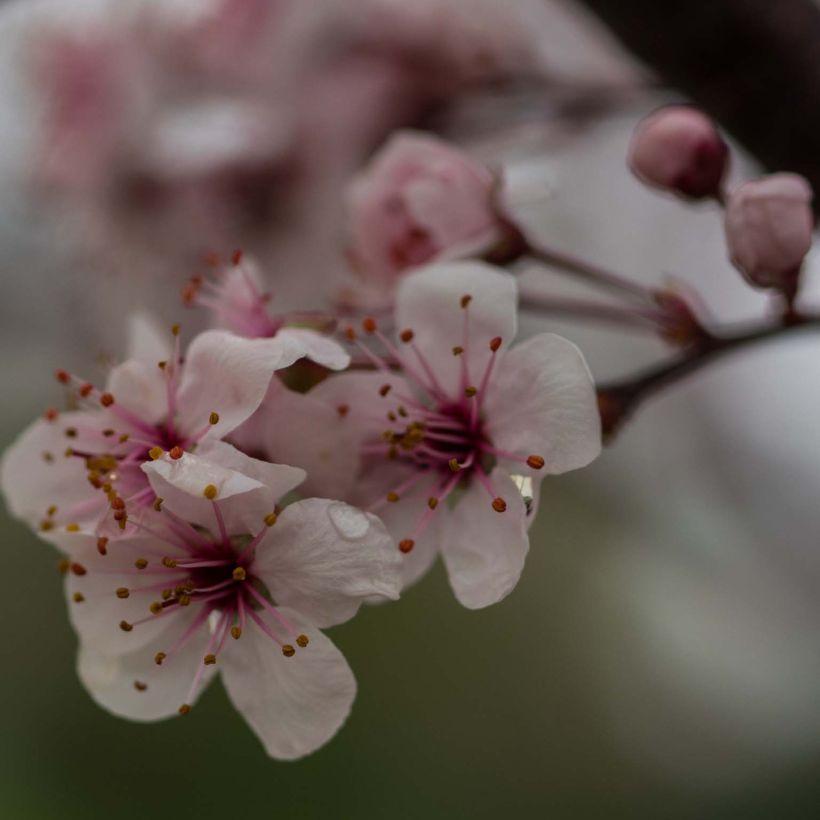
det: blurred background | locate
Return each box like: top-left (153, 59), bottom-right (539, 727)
top-left (3, 1), bottom-right (820, 817)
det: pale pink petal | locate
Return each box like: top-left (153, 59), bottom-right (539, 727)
top-left (221, 608), bottom-right (356, 760)
top-left (394, 262), bottom-right (517, 395)
top-left (106, 359), bottom-right (167, 425)
top-left (440, 469), bottom-right (529, 609)
top-left (484, 333), bottom-right (601, 476)
top-left (274, 328), bottom-right (350, 371)
top-left (242, 378), bottom-right (363, 500)
top-left (340, 459), bottom-right (442, 590)
top-left (64, 532), bottom-right (185, 655)
top-left (124, 312), bottom-right (172, 365)
top-left (252, 499), bottom-right (400, 628)
top-left (176, 330), bottom-right (298, 440)
top-left (375, 492), bottom-right (441, 590)
top-left (1, 414), bottom-right (99, 532)
top-left (77, 609), bottom-right (215, 722)
top-left (142, 443), bottom-right (304, 534)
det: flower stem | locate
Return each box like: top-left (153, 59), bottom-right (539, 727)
top-left (598, 313), bottom-right (820, 439)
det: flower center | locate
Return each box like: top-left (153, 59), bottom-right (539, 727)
top-left (343, 300), bottom-right (544, 555)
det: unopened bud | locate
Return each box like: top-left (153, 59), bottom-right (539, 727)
top-left (628, 106), bottom-right (728, 200)
top-left (724, 173), bottom-right (815, 289)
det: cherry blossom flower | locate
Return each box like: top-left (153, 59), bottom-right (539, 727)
top-left (258, 261), bottom-right (602, 608)
top-left (1, 315), bottom-right (347, 541)
top-left (343, 131), bottom-right (515, 308)
top-left (51, 442), bottom-right (400, 759)
top-left (182, 251), bottom-right (345, 368)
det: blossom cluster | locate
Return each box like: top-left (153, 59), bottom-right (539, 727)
top-left (2, 130), bottom-right (604, 756)
top-left (5, 92), bottom-right (817, 762)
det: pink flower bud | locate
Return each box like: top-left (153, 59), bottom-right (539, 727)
top-left (725, 173), bottom-right (815, 289)
top-left (628, 106), bottom-right (728, 199)
top-left (346, 131), bottom-right (509, 295)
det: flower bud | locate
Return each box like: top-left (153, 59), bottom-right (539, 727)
top-left (344, 131), bottom-right (513, 306)
top-left (725, 173), bottom-right (815, 289)
top-left (628, 106), bottom-right (728, 199)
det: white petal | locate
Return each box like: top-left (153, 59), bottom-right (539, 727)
top-left (484, 333), bottom-right (601, 475)
top-left (106, 359), bottom-right (167, 425)
top-left (124, 312), bottom-right (172, 365)
top-left (77, 609), bottom-right (216, 722)
top-left (275, 328), bottom-right (350, 371)
top-left (440, 469), bottom-right (530, 609)
top-left (0, 415), bottom-right (100, 533)
top-left (253, 499), bottom-right (401, 628)
top-left (244, 378), bottom-right (363, 500)
top-left (142, 444), bottom-right (303, 534)
top-left (221, 608), bottom-right (356, 760)
top-left (395, 261), bottom-right (517, 397)
top-left (176, 330), bottom-right (297, 440)
top-left (63, 530), bottom-right (188, 656)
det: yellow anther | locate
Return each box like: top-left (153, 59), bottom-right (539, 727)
top-left (263, 512), bottom-right (278, 527)
top-left (230, 626), bottom-right (242, 640)
top-left (386, 492), bottom-right (400, 503)
top-left (47, 505), bottom-right (57, 517)
top-left (464, 386), bottom-right (477, 398)
top-left (134, 558), bottom-right (149, 570)
top-left (161, 557), bottom-right (177, 568)
top-left (65, 523), bottom-right (80, 533)
top-left (296, 634), bottom-right (309, 648)
top-left (57, 559), bottom-right (70, 575)
top-left (171, 323), bottom-right (181, 337)
top-left (133, 681), bottom-right (148, 692)
top-left (203, 654), bottom-right (217, 666)
top-left (119, 621), bottom-right (133, 632)
top-left (178, 704), bottom-right (191, 715)
top-left (161, 589), bottom-right (172, 600)
top-left (232, 567), bottom-right (247, 581)
top-left (203, 484), bottom-right (218, 500)
top-left (178, 594), bottom-right (191, 606)
top-left (153, 497), bottom-right (164, 511)
top-left (154, 652), bottom-right (166, 666)
top-left (452, 346), bottom-right (464, 356)
top-left (148, 447), bottom-right (164, 461)
top-left (149, 601), bottom-right (163, 615)
top-left (72, 592), bottom-right (85, 603)
top-left (118, 434), bottom-right (129, 443)
top-left (427, 497), bottom-right (439, 510)
top-left (116, 587), bottom-right (130, 599)
top-left (282, 645), bottom-right (296, 658)
top-left (449, 458), bottom-right (461, 472)
top-left (209, 412), bottom-right (220, 425)
top-left (460, 294), bottom-right (473, 308)
top-left (40, 520), bottom-right (55, 532)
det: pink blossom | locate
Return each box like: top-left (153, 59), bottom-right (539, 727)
top-left (182, 252), bottom-right (347, 369)
top-left (255, 262), bottom-right (602, 608)
top-left (51, 442), bottom-right (400, 759)
top-left (628, 106), bottom-right (729, 200)
top-left (724, 173), bottom-right (815, 289)
top-left (344, 131), bottom-right (510, 307)
top-left (0, 316), bottom-right (344, 540)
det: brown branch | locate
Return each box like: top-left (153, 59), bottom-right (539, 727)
top-left (597, 315), bottom-right (820, 439)
top-left (575, 0), bottom-right (820, 207)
